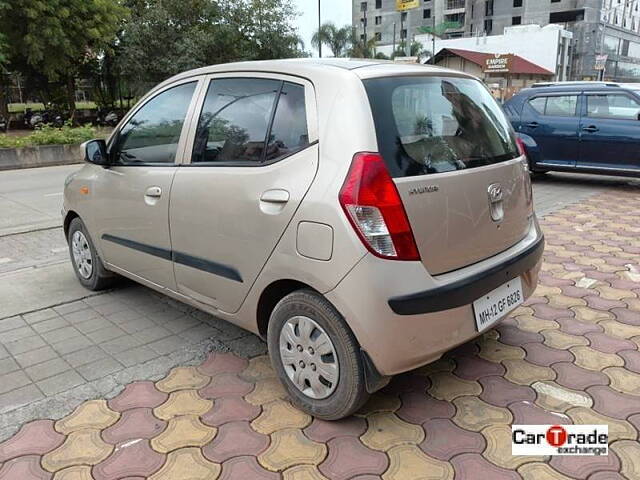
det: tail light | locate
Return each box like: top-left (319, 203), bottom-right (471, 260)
top-left (516, 137), bottom-right (527, 158)
top-left (339, 152), bottom-right (420, 261)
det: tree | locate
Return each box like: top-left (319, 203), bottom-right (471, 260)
top-left (348, 34), bottom-right (378, 59)
top-left (0, 0), bottom-right (9, 121)
top-left (410, 41), bottom-right (431, 62)
top-left (116, 0), bottom-right (305, 91)
top-left (419, 21), bottom-right (461, 63)
top-left (311, 23), bottom-right (351, 58)
top-left (0, 0), bottom-right (128, 121)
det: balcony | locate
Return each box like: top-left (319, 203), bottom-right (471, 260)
top-left (445, 0), bottom-right (466, 14)
top-left (444, 13), bottom-right (466, 31)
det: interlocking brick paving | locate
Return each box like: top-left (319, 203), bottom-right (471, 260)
top-left (1, 186), bottom-right (640, 479)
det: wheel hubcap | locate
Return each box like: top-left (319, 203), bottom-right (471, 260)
top-left (71, 231), bottom-right (93, 279)
top-left (279, 316), bottom-right (339, 399)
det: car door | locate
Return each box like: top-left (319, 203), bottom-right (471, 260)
top-left (92, 79), bottom-right (203, 290)
top-left (169, 74), bottom-right (319, 313)
top-left (519, 93), bottom-right (580, 167)
top-left (578, 91), bottom-right (640, 173)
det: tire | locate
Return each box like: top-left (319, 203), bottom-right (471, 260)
top-left (67, 217), bottom-right (116, 291)
top-left (267, 289), bottom-right (369, 420)
top-left (528, 160), bottom-right (549, 175)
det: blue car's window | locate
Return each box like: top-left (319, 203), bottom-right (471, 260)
top-left (545, 96), bottom-right (578, 116)
top-left (529, 97), bottom-right (546, 114)
top-left (586, 94), bottom-right (640, 120)
top-left (528, 95), bottom-right (577, 117)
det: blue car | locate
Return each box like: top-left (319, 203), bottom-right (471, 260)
top-left (504, 82), bottom-right (640, 177)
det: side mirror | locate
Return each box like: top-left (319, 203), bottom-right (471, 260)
top-left (83, 139), bottom-right (109, 166)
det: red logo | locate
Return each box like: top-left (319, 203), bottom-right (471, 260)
top-left (546, 425), bottom-right (568, 447)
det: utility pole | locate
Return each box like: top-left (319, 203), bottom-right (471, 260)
top-left (318, 0), bottom-right (322, 58)
top-left (405, 10), bottom-right (411, 56)
top-left (392, 22), bottom-right (397, 59)
top-left (400, 11), bottom-right (404, 54)
top-left (431, 2), bottom-right (436, 64)
top-left (362, 2), bottom-right (368, 57)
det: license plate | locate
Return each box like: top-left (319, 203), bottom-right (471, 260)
top-left (473, 277), bottom-right (524, 332)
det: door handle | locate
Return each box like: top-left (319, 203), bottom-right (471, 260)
top-left (145, 186), bottom-right (162, 198)
top-left (526, 122), bottom-right (539, 129)
top-left (582, 125), bottom-right (599, 133)
top-left (260, 189), bottom-right (290, 204)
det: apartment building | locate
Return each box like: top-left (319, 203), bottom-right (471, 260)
top-left (353, 0), bottom-right (640, 80)
top-left (351, 1), bottom-right (456, 47)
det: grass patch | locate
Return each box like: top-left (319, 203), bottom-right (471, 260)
top-left (8, 100), bottom-right (136, 113)
top-left (8, 102), bottom-right (97, 113)
top-left (0, 124), bottom-right (99, 148)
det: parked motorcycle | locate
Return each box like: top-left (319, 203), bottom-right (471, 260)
top-left (104, 111), bottom-right (119, 126)
top-left (25, 107), bottom-right (65, 129)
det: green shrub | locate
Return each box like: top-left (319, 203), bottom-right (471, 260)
top-left (0, 124), bottom-right (98, 148)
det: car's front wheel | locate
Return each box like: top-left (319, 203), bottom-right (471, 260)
top-left (267, 289), bottom-right (369, 420)
top-left (68, 217), bottom-right (116, 291)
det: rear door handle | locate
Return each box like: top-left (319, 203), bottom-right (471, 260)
top-left (145, 186), bottom-right (162, 198)
top-left (582, 125), bottom-right (599, 133)
top-left (526, 122), bottom-right (539, 129)
top-left (260, 189), bottom-right (290, 204)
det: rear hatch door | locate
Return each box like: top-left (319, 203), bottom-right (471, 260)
top-left (364, 75), bottom-right (532, 275)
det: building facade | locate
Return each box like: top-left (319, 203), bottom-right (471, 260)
top-left (413, 24), bottom-right (573, 82)
top-left (353, 0), bottom-right (640, 81)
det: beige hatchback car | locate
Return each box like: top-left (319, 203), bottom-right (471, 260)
top-left (63, 59), bottom-right (543, 419)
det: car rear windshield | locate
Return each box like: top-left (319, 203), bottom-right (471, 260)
top-left (364, 76), bottom-right (519, 178)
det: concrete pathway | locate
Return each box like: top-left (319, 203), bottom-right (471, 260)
top-left (0, 183), bottom-right (639, 478)
top-left (0, 164), bottom-right (79, 236)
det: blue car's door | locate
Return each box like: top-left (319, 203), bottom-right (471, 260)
top-left (519, 92), bottom-right (580, 168)
top-left (578, 91), bottom-right (640, 173)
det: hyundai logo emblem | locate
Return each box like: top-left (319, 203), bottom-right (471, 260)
top-left (488, 183), bottom-right (503, 203)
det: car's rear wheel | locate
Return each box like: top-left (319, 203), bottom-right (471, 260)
top-left (68, 217), bottom-right (116, 291)
top-left (267, 289), bottom-right (369, 420)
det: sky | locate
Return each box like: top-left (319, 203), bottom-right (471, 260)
top-left (293, 0), bottom-right (353, 56)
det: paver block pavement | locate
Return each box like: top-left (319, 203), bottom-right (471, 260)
top-left (0, 185), bottom-right (639, 477)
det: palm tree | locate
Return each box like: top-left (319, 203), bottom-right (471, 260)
top-left (410, 41), bottom-right (432, 63)
top-left (311, 23), bottom-right (351, 58)
top-left (348, 33), bottom-right (378, 59)
top-left (393, 41), bottom-right (431, 62)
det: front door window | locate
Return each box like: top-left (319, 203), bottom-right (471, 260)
top-left (112, 82), bottom-right (197, 165)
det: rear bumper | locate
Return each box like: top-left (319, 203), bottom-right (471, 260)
top-left (325, 221), bottom-right (544, 377)
top-left (388, 235), bottom-right (544, 315)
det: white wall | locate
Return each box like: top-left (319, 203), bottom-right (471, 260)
top-left (378, 24), bottom-right (573, 80)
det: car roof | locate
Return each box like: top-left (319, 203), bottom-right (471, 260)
top-left (159, 58), bottom-right (474, 88)
top-left (518, 81), bottom-right (640, 96)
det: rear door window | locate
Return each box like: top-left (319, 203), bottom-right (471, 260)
top-left (528, 97), bottom-right (547, 114)
top-left (192, 78), bottom-right (310, 164)
top-left (527, 95), bottom-right (578, 117)
top-left (192, 78), bottom-right (281, 164)
top-left (545, 96), bottom-right (578, 116)
top-left (364, 76), bottom-right (519, 178)
top-left (265, 82), bottom-right (310, 162)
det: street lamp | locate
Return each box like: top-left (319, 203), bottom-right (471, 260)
top-left (318, 0), bottom-right (322, 58)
